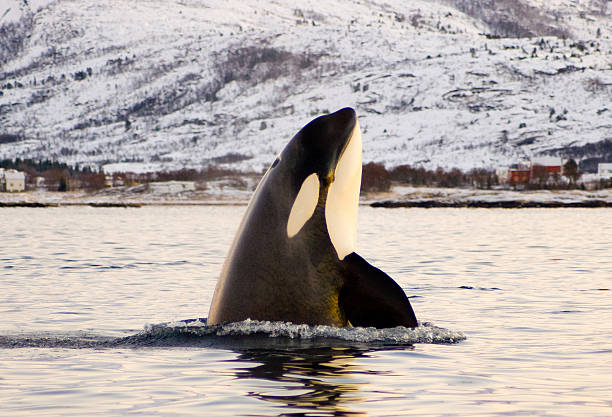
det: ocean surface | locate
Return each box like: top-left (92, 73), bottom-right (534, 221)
top-left (1, 206), bottom-right (611, 416)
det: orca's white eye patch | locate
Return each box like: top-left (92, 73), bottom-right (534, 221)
top-left (287, 173), bottom-right (320, 238)
top-left (325, 121), bottom-right (362, 260)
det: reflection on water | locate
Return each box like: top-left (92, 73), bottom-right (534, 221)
top-left (232, 346), bottom-right (397, 416)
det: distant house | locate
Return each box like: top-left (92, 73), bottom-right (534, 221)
top-left (34, 176), bottom-right (46, 189)
top-left (598, 163), bottom-right (612, 179)
top-left (508, 167), bottom-right (530, 185)
top-left (530, 157), bottom-right (562, 176)
top-left (1, 169), bottom-right (26, 192)
top-left (496, 166), bottom-right (509, 182)
top-left (497, 164), bottom-right (531, 186)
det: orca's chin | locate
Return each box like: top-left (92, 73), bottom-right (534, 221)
top-left (325, 120), bottom-right (362, 260)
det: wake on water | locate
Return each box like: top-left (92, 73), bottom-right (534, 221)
top-left (0, 319), bottom-right (466, 349)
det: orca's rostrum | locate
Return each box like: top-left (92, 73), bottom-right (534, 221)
top-left (208, 108), bottom-right (417, 328)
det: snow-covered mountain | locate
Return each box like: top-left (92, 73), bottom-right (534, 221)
top-left (1, 0), bottom-right (610, 173)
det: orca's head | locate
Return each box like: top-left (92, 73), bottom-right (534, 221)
top-left (279, 107), bottom-right (359, 182)
top-left (270, 107), bottom-right (362, 260)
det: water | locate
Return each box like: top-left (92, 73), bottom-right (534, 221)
top-left (1, 206), bottom-right (611, 416)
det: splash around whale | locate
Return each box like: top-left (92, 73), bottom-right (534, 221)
top-left (0, 319), bottom-right (466, 349)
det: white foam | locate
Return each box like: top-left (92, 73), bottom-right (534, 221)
top-left (154, 318), bottom-right (466, 345)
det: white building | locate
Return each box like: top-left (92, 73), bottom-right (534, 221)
top-left (2, 169), bottom-right (26, 192)
top-left (598, 163), bottom-right (612, 179)
top-left (496, 166), bottom-right (509, 182)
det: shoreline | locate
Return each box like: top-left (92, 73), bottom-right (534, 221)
top-left (370, 200), bottom-right (612, 208)
top-left (2, 199), bottom-right (612, 209)
top-left (0, 201), bottom-right (247, 208)
top-left (1, 184), bottom-right (611, 208)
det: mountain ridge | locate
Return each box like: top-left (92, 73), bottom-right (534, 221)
top-left (1, 0), bottom-right (610, 173)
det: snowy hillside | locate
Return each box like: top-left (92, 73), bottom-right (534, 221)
top-left (1, 0), bottom-right (610, 173)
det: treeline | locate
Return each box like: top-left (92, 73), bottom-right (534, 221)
top-left (1, 159), bottom-right (249, 191)
top-left (361, 162), bottom-right (498, 192)
top-left (1, 158), bottom-right (252, 191)
top-left (0, 158), bottom-right (98, 175)
top-left (5, 158), bottom-right (610, 193)
top-left (109, 165), bottom-right (246, 186)
top-left (1, 158), bottom-right (105, 191)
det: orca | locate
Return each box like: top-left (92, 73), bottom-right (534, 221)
top-left (208, 108), bottom-right (417, 328)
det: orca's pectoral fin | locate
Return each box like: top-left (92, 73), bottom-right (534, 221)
top-left (339, 253), bottom-right (418, 329)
